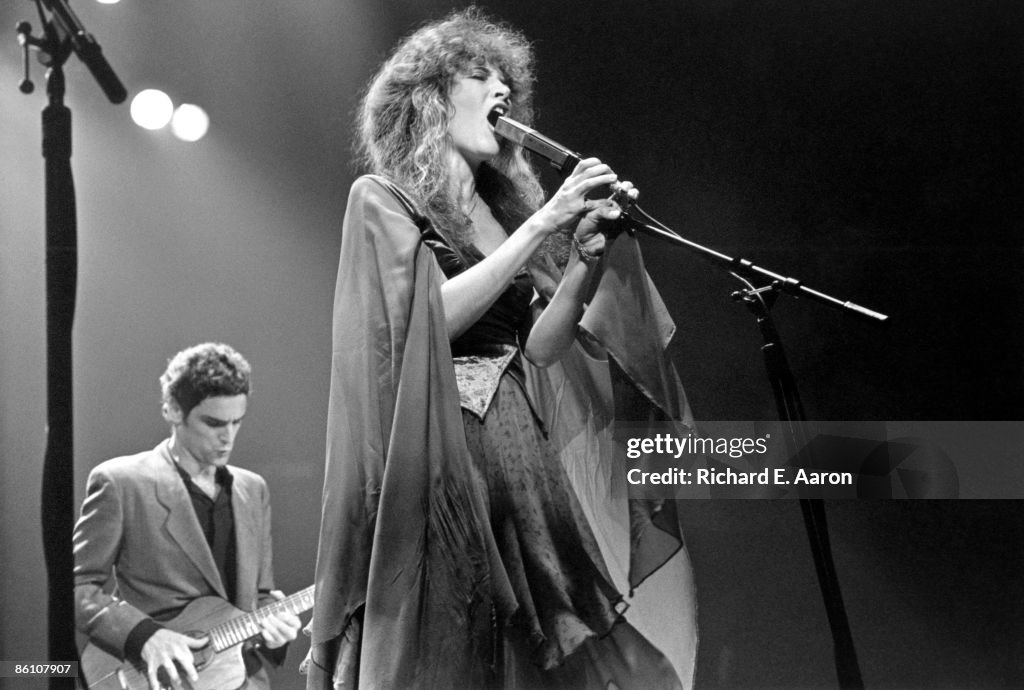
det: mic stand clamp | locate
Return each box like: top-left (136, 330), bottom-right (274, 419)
top-left (17, 19), bottom-right (72, 95)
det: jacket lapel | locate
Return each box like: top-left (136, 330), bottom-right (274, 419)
top-left (154, 444), bottom-right (228, 599)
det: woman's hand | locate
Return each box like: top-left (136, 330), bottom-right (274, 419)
top-left (538, 158), bottom-right (619, 232)
top-left (573, 180), bottom-right (640, 260)
top-left (523, 180), bottom-right (639, 367)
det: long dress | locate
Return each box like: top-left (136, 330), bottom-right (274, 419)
top-left (306, 175), bottom-right (696, 689)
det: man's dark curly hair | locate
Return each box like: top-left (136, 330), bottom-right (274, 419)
top-left (160, 342), bottom-right (251, 418)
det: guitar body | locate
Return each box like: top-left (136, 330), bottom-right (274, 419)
top-left (81, 596), bottom-right (247, 690)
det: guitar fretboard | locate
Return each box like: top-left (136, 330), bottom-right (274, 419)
top-left (209, 585), bottom-right (315, 651)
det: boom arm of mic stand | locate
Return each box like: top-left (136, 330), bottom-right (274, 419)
top-left (623, 214), bottom-right (889, 324)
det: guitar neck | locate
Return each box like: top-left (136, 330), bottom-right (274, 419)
top-left (208, 585), bottom-right (315, 652)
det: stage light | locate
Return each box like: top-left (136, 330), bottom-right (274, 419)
top-left (95, 0), bottom-right (121, 5)
top-left (130, 89), bottom-right (174, 130)
top-left (171, 104), bottom-right (210, 142)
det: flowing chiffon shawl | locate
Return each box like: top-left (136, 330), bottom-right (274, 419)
top-left (307, 175), bottom-right (697, 689)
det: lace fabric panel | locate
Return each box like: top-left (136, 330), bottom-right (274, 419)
top-left (453, 345), bottom-right (519, 419)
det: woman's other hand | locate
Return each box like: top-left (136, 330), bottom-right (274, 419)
top-left (537, 158), bottom-right (618, 231)
top-left (573, 180), bottom-right (639, 260)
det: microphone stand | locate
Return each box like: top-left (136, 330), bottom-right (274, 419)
top-left (16, 3), bottom-right (125, 686)
top-left (623, 210), bottom-right (876, 689)
top-left (734, 276), bottom-right (864, 689)
top-left (498, 111), bottom-right (878, 688)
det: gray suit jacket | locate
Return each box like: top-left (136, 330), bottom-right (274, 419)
top-left (73, 440), bottom-right (277, 662)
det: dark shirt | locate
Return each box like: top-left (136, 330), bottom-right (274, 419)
top-left (174, 463), bottom-right (237, 605)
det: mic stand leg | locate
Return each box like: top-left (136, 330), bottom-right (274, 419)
top-left (734, 282), bottom-right (864, 690)
top-left (43, 61), bottom-right (78, 689)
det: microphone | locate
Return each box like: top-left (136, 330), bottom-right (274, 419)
top-left (492, 115), bottom-right (582, 174)
top-left (40, 0), bottom-right (127, 103)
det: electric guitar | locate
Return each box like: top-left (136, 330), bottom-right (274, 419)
top-left (81, 585), bottom-right (314, 690)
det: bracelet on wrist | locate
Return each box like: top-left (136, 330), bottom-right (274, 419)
top-left (573, 236), bottom-right (601, 265)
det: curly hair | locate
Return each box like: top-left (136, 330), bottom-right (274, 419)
top-left (356, 7), bottom-right (546, 250)
top-left (160, 343), bottom-right (252, 418)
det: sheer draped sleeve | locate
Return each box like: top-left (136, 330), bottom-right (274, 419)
top-left (306, 176), bottom-right (507, 689)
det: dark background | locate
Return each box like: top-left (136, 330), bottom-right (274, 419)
top-left (1, 1), bottom-right (1021, 687)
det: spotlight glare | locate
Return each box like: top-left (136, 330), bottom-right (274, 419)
top-left (130, 89), bottom-right (174, 130)
top-left (171, 104), bottom-right (210, 142)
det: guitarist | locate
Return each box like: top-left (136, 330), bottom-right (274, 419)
top-left (73, 342), bottom-right (301, 689)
